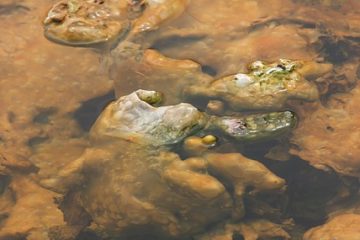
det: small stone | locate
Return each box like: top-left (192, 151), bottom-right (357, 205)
top-left (183, 136), bottom-right (206, 156)
top-left (201, 135), bottom-right (217, 145)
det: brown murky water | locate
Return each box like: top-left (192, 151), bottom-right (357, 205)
top-left (0, 0), bottom-right (360, 239)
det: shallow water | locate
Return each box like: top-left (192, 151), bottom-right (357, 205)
top-left (0, 0), bottom-right (360, 239)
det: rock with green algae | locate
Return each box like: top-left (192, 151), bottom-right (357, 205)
top-left (185, 59), bottom-right (331, 110)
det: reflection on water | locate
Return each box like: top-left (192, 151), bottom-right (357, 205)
top-left (0, 0), bottom-right (359, 239)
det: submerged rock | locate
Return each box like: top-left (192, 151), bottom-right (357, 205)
top-left (43, 0), bottom-right (190, 47)
top-left (291, 84), bottom-right (360, 177)
top-left (39, 90), bottom-right (288, 239)
top-left (304, 213), bottom-right (360, 240)
top-left (186, 59), bottom-right (331, 110)
top-left (0, 177), bottom-right (66, 240)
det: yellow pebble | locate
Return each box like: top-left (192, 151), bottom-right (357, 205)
top-left (202, 135), bottom-right (217, 145)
